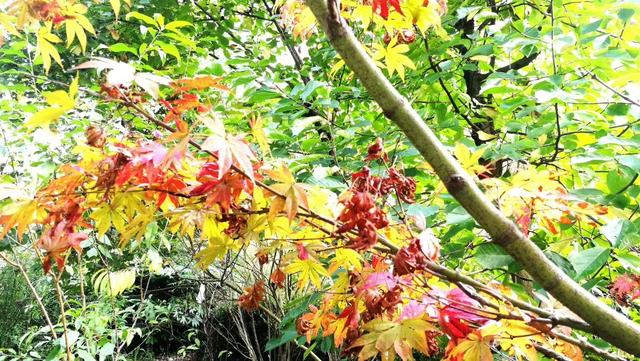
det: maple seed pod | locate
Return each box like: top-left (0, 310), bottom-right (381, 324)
top-left (383, 32), bottom-right (392, 45)
top-left (86, 126), bottom-right (106, 148)
top-left (398, 30), bottom-right (416, 44)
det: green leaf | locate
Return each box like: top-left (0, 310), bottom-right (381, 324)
top-left (126, 12), bottom-right (158, 28)
top-left (475, 243), bottom-right (514, 268)
top-left (601, 219), bottom-right (640, 248)
top-left (545, 251), bottom-right (576, 278)
top-left (165, 20), bottom-right (193, 32)
top-left (606, 103), bottom-right (630, 116)
top-left (265, 328), bottom-right (300, 351)
top-left (606, 167), bottom-right (636, 194)
top-left (464, 44), bottom-right (494, 58)
top-left (157, 41), bottom-right (181, 62)
top-left (617, 155), bottom-right (640, 173)
top-left (108, 43), bottom-right (138, 55)
top-left (569, 247), bottom-right (610, 280)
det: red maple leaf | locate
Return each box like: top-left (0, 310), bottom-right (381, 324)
top-left (191, 166), bottom-right (252, 211)
top-left (38, 221), bottom-right (87, 273)
top-left (115, 142), bottom-right (168, 186)
top-left (372, 0), bottom-right (403, 19)
top-left (154, 176), bottom-right (188, 208)
top-left (610, 274), bottom-right (640, 305)
top-left (438, 288), bottom-right (489, 339)
top-left (238, 281), bottom-right (266, 311)
top-left (270, 268), bottom-right (286, 288)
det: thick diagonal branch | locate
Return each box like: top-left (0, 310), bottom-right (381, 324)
top-left (304, 0), bottom-right (640, 356)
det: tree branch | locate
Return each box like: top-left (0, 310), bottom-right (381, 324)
top-left (494, 51), bottom-right (540, 73)
top-left (303, 0), bottom-right (640, 356)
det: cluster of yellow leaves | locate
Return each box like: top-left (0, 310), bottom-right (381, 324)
top-left (345, 0), bottom-right (447, 80)
top-left (482, 167), bottom-right (610, 234)
top-left (35, 23), bottom-right (64, 73)
top-left (266, 163), bottom-right (309, 221)
top-left (109, 0), bottom-right (132, 20)
top-left (92, 268), bottom-right (136, 296)
top-left (61, 1), bottom-right (95, 52)
top-left (373, 37), bottom-right (416, 81)
top-left (195, 216), bottom-right (240, 268)
top-left (278, 0), bottom-right (316, 39)
top-left (285, 258), bottom-right (328, 289)
top-left (449, 331), bottom-right (493, 361)
top-left (0, 199), bottom-right (47, 239)
top-left (352, 318), bottom-right (436, 361)
top-left (25, 77), bottom-right (78, 128)
top-left (7, 0), bottom-right (95, 72)
top-left (0, 13), bottom-right (20, 46)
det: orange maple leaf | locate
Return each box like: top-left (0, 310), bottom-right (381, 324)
top-left (171, 76), bottom-right (229, 92)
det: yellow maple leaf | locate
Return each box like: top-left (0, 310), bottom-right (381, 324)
top-left (482, 320), bottom-right (544, 361)
top-left (90, 202), bottom-right (127, 237)
top-left (403, 0), bottom-right (442, 33)
top-left (352, 318), bottom-right (437, 361)
top-left (195, 216), bottom-right (240, 268)
top-left (454, 143), bottom-right (487, 176)
top-left (35, 23), bottom-right (63, 73)
top-left (25, 77), bottom-right (78, 128)
top-left (373, 37), bottom-right (416, 81)
top-left (61, 2), bottom-right (96, 52)
top-left (0, 200), bottom-right (46, 239)
top-left (265, 163), bottom-right (309, 221)
top-left (249, 114), bottom-right (271, 157)
top-left (328, 248), bottom-right (363, 274)
top-left (284, 258), bottom-right (328, 289)
top-left (450, 331), bottom-right (494, 361)
top-left (109, 0), bottom-right (131, 20)
top-left (0, 13), bottom-right (20, 45)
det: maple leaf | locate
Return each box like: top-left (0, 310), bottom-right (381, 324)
top-left (108, 0), bottom-right (131, 19)
top-left (201, 115), bottom-right (257, 180)
top-left (373, 37), bottom-right (415, 81)
top-left (280, 0), bottom-right (316, 39)
top-left (269, 268), bottom-right (286, 288)
top-left (0, 13), bottom-right (20, 45)
top-left (439, 288), bottom-right (489, 339)
top-left (372, 0), bottom-right (403, 19)
top-left (155, 176), bottom-right (188, 208)
top-left (402, 0), bottom-right (442, 32)
top-left (610, 274), bottom-right (640, 305)
top-left (171, 75), bottom-right (229, 92)
top-left (37, 220), bottom-right (87, 273)
top-left (118, 208), bottom-right (154, 248)
top-left (25, 77), bottom-right (78, 128)
top-left (265, 163), bottom-right (309, 221)
top-left (191, 165), bottom-right (251, 211)
top-left (448, 330), bottom-right (494, 361)
top-left (237, 281), bottom-right (266, 311)
top-left (351, 318), bottom-right (436, 361)
top-left (0, 199), bottom-right (46, 238)
top-left (35, 22), bottom-right (63, 73)
top-left (454, 143), bottom-right (487, 176)
top-left (60, 1), bottom-right (95, 52)
top-left (482, 320), bottom-right (544, 361)
top-left (328, 248), bottom-right (363, 274)
top-left (195, 217), bottom-right (240, 268)
top-left (249, 114), bottom-right (271, 157)
top-left (285, 258), bottom-right (328, 289)
top-left (90, 201), bottom-right (127, 237)
top-left (73, 57), bottom-right (171, 98)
